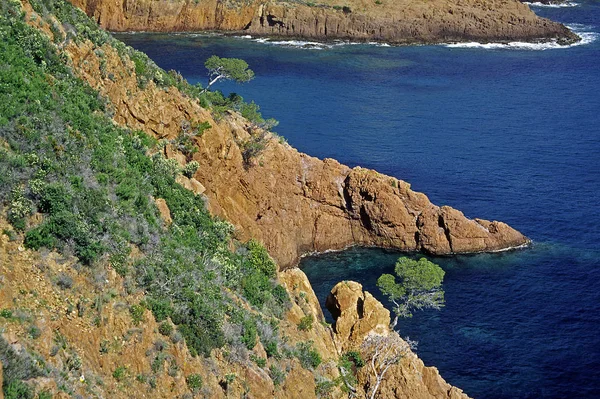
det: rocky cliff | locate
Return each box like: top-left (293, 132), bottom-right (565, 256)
top-left (62, 25), bottom-right (529, 268)
top-left (325, 280), bottom-right (470, 399)
top-left (69, 0), bottom-right (578, 44)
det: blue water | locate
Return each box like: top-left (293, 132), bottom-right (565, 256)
top-left (116, 2), bottom-right (600, 397)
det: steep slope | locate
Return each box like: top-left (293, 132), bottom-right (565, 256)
top-left (69, 0), bottom-right (578, 44)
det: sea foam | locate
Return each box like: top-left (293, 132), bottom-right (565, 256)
top-left (444, 24), bottom-right (597, 51)
top-left (233, 35), bottom-right (395, 50)
top-left (524, 1), bottom-right (579, 8)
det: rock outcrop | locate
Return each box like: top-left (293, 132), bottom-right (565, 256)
top-left (326, 281), bottom-right (471, 399)
top-left (69, 0), bottom-right (579, 44)
top-left (59, 26), bottom-right (529, 269)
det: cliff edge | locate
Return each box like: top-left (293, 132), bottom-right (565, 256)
top-left (69, 0), bottom-right (579, 44)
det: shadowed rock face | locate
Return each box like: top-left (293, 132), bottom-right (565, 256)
top-left (63, 28), bottom-right (529, 270)
top-left (69, 0), bottom-right (579, 44)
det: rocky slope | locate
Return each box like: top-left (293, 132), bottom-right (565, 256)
top-left (0, 216), bottom-right (469, 398)
top-left (61, 22), bottom-right (529, 268)
top-left (69, 0), bottom-right (578, 44)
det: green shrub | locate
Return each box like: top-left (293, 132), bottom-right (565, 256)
top-left (341, 350), bottom-right (365, 368)
top-left (24, 226), bottom-right (56, 250)
top-left (129, 304), bottom-right (145, 325)
top-left (4, 380), bottom-right (33, 399)
top-left (7, 187), bottom-right (32, 231)
top-left (151, 353), bottom-right (165, 373)
top-left (241, 136), bottom-right (266, 167)
top-left (249, 353), bottom-right (266, 368)
top-left (195, 121), bottom-right (211, 136)
top-left (264, 340), bottom-right (279, 358)
top-left (37, 390), bottom-right (52, 399)
top-left (158, 321), bottom-right (173, 336)
top-left (315, 377), bottom-right (337, 397)
top-left (113, 365), bottom-right (127, 382)
top-left (298, 315), bottom-right (314, 331)
top-left (146, 297), bottom-right (173, 322)
top-left (271, 284), bottom-right (289, 305)
top-left (241, 318), bottom-right (258, 350)
top-left (245, 240), bottom-right (277, 278)
top-left (242, 271), bottom-right (271, 308)
top-left (183, 161), bottom-right (199, 178)
top-left (269, 364), bottom-right (285, 386)
top-left (38, 183), bottom-right (72, 214)
top-left (27, 325), bottom-right (41, 340)
top-left (186, 373), bottom-right (203, 392)
top-left (296, 341), bottom-right (322, 369)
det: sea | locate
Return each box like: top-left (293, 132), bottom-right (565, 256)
top-left (115, 2), bottom-right (600, 397)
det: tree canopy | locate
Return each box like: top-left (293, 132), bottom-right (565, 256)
top-left (377, 257), bottom-right (445, 328)
top-left (203, 55), bottom-right (254, 92)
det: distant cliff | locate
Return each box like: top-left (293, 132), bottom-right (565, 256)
top-left (69, 0), bottom-right (578, 44)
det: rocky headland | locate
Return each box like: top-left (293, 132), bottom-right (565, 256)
top-left (62, 21), bottom-right (530, 268)
top-left (69, 0), bottom-right (579, 44)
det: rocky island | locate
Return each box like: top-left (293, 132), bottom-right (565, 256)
top-left (70, 0), bottom-right (579, 44)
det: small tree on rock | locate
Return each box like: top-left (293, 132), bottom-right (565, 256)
top-left (377, 257), bottom-right (445, 329)
top-left (202, 55), bottom-right (254, 92)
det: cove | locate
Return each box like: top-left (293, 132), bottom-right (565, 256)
top-left (116, 1), bottom-right (600, 397)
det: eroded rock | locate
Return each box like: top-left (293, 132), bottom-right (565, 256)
top-left (326, 281), bottom-right (471, 399)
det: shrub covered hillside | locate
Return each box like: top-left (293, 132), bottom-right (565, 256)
top-left (0, 0), bottom-right (341, 397)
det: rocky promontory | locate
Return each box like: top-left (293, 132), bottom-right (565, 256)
top-left (69, 0), bottom-right (579, 44)
top-left (61, 23), bottom-right (530, 268)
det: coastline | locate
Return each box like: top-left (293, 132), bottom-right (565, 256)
top-left (70, 0), bottom-right (580, 47)
top-left (113, 29), bottom-right (586, 53)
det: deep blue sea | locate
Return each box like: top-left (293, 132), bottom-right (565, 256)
top-left (116, 2), bottom-right (600, 397)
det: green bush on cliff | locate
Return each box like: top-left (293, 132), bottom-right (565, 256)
top-left (296, 341), bottom-right (322, 369)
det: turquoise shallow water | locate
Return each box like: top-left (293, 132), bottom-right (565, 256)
top-left (117, 2), bottom-right (600, 397)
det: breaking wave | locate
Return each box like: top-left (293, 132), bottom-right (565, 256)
top-left (233, 35), bottom-right (393, 50)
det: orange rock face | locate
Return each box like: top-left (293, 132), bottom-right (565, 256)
top-left (68, 0), bottom-right (578, 44)
top-left (62, 33), bottom-right (530, 269)
top-left (325, 280), bottom-right (472, 399)
top-left (325, 281), bottom-right (391, 352)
